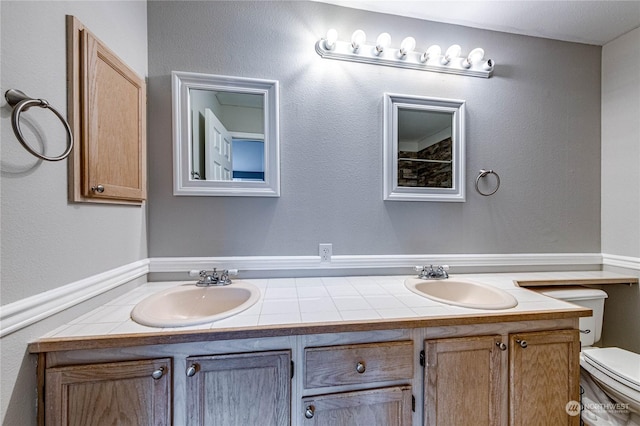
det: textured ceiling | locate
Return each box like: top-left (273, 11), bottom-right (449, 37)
top-left (315, 1), bottom-right (640, 45)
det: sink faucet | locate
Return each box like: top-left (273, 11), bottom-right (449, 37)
top-left (414, 265), bottom-right (449, 280)
top-left (189, 268), bottom-right (238, 287)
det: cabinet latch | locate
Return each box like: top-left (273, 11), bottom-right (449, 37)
top-left (291, 360), bottom-right (294, 379)
top-left (412, 395), bottom-right (416, 412)
top-left (419, 350), bottom-right (425, 367)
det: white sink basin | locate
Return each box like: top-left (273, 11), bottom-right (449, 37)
top-left (131, 281), bottom-right (260, 327)
top-left (405, 278), bottom-right (518, 310)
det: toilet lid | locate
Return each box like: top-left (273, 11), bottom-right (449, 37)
top-left (582, 347), bottom-right (640, 392)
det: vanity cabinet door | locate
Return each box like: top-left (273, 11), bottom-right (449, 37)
top-left (185, 350), bottom-right (291, 426)
top-left (301, 385), bottom-right (412, 426)
top-left (509, 329), bottom-right (580, 426)
top-left (423, 335), bottom-right (504, 426)
top-left (45, 357), bottom-right (171, 426)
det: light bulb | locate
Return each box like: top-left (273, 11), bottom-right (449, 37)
top-left (324, 28), bottom-right (338, 50)
top-left (375, 32), bottom-right (391, 55)
top-left (399, 36), bottom-right (416, 58)
top-left (420, 44), bottom-right (441, 63)
top-left (483, 59), bottom-right (495, 72)
top-left (351, 29), bottom-right (366, 52)
top-left (441, 44), bottom-right (461, 64)
top-left (463, 47), bottom-right (484, 68)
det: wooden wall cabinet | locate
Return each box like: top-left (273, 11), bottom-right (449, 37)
top-left (67, 16), bottom-right (146, 204)
top-left (424, 329), bottom-right (580, 426)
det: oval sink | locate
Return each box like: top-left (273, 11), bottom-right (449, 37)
top-left (404, 278), bottom-right (518, 310)
top-left (131, 281), bottom-right (260, 327)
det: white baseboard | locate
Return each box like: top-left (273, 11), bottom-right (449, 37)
top-left (5, 252), bottom-right (634, 337)
top-left (0, 259), bottom-right (149, 338)
top-left (602, 253), bottom-right (640, 271)
top-left (148, 253), bottom-right (603, 272)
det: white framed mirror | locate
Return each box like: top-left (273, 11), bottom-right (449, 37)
top-left (383, 93), bottom-right (466, 202)
top-left (172, 71), bottom-right (280, 196)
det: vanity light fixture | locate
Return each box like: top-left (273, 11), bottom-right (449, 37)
top-left (315, 30), bottom-right (495, 78)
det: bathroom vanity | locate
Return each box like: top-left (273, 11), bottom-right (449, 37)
top-left (30, 272), bottom-right (636, 426)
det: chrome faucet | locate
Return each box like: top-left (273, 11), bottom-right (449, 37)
top-left (414, 265), bottom-right (449, 280)
top-left (189, 268), bottom-right (238, 287)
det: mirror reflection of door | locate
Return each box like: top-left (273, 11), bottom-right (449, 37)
top-left (190, 89), bottom-right (265, 181)
top-left (397, 108), bottom-right (453, 189)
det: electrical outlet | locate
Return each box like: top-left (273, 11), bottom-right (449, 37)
top-left (319, 243), bottom-right (332, 262)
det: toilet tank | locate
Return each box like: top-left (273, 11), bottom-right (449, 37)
top-left (539, 287), bottom-right (608, 347)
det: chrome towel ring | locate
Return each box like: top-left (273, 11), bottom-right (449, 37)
top-left (475, 169), bottom-right (501, 196)
top-left (4, 89), bottom-right (73, 161)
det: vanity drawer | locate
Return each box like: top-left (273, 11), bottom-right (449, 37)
top-left (304, 341), bottom-right (413, 389)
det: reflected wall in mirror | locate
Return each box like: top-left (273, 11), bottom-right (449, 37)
top-left (172, 71), bottom-right (280, 196)
top-left (383, 94), bottom-right (465, 202)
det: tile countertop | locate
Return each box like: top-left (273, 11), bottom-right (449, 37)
top-left (30, 271), bottom-right (637, 353)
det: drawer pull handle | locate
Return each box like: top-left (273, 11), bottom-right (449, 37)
top-left (186, 364), bottom-right (198, 377)
top-left (356, 361), bottom-right (366, 374)
top-left (305, 405), bottom-right (315, 419)
top-left (496, 342), bottom-right (507, 351)
top-left (516, 339), bottom-right (528, 349)
top-left (151, 367), bottom-right (164, 380)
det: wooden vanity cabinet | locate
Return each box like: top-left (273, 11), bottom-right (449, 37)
top-left (509, 330), bottom-right (580, 426)
top-left (424, 335), bottom-right (503, 425)
top-left (185, 350), bottom-right (291, 426)
top-left (301, 385), bottom-right (413, 426)
top-left (44, 357), bottom-right (171, 426)
top-left (34, 320), bottom-right (582, 425)
top-left (301, 340), bottom-right (414, 425)
top-left (423, 329), bottom-right (580, 426)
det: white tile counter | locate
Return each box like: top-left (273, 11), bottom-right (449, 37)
top-left (40, 271), bottom-right (635, 340)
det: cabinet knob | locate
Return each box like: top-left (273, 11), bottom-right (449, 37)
top-left (151, 367), bottom-right (164, 380)
top-left (304, 405), bottom-right (315, 419)
top-left (496, 342), bottom-right (507, 351)
top-left (91, 184), bottom-right (105, 193)
top-left (515, 339), bottom-right (528, 349)
top-left (186, 364), bottom-right (198, 377)
top-left (356, 361), bottom-right (366, 374)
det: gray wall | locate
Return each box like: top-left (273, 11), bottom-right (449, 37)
top-left (600, 27), bottom-right (640, 354)
top-left (601, 27), bottom-right (640, 259)
top-left (0, 1), bottom-right (148, 424)
top-left (148, 1), bottom-right (602, 258)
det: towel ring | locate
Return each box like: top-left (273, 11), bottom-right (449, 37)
top-left (5, 89), bottom-right (73, 161)
top-left (475, 169), bottom-right (500, 196)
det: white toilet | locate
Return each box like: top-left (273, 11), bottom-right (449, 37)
top-left (540, 287), bottom-right (640, 426)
